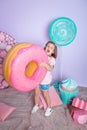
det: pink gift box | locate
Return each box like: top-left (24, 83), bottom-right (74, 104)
top-left (72, 97), bottom-right (87, 111)
top-left (38, 86), bottom-right (62, 109)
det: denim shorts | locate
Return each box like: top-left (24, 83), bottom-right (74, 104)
top-left (40, 84), bottom-right (50, 91)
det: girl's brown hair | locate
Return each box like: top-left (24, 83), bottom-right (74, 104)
top-left (44, 41), bottom-right (57, 58)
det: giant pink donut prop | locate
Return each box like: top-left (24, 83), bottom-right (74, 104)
top-left (3, 43), bottom-right (48, 92)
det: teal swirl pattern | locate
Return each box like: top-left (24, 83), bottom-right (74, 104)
top-left (49, 17), bottom-right (77, 46)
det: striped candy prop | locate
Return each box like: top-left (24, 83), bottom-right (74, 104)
top-left (72, 97), bottom-right (87, 111)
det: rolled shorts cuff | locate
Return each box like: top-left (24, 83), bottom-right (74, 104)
top-left (40, 84), bottom-right (50, 90)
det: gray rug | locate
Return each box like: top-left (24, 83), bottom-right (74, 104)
top-left (0, 86), bottom-right (87, 130)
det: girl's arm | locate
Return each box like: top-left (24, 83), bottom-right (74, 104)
top-left (39, 62), bottom-right (54, 71)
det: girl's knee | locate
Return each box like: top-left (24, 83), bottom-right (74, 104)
top-left (43, 91), bottom-right (49, 97)
top-left (35, 87), bottom-right (40, 96)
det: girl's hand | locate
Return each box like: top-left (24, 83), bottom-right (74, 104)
top-left (39, 62), bottom-right (54, 71)
top-left (39, 62), bottom-right (46, 67)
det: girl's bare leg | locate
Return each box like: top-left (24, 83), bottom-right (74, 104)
top-left (31, 86), bottom-right (40, 113)
top-left (34, 86), bottom-right (40, 105)
top-left (42, 90), bottom-right (53, 116)
top-left (42, 90), bottom-right (51, 108)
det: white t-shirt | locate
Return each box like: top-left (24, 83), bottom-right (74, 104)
top-left (41, 56), bottom-right (56, 84)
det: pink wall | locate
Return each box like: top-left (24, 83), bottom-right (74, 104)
top-left (0, 0), bottom-right (87, 87)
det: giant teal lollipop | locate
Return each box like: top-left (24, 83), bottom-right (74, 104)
top-left (49, 17), bottom-right (77, 46)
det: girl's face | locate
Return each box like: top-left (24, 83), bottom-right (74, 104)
top-left (45, 43), bottom-right (55, 56)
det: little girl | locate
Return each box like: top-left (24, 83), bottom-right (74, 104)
top-left (31, 41), bottom-right (57, 116)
